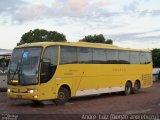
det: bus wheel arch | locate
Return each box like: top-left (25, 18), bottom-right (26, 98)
top-left (124, 80), bottom-right (132, 95)
top-left (54, 84), bottom-right (71, 104)
top-left (59, 84), bottom-right (71, 97)
top-left (132, 80), bottom-right (141, 94)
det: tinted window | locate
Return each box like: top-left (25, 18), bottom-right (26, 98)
top-left (146, 52), bottom-right (152, 64)
top-left (41, 46), bottom-right (58, 83)
top-left (106, 50), bottom-right (118, 63)
top-left (130, 51), bottom-right (140, 64)
top-left (93, 48), bottom-right (106, 64)
top-left (119, 50), bottom-right (130, 64)
top-left (77, 47), bottom-right (92, 63)
top-left (140, 52), bottom-right (146, 64)
top-left (60, 46), bottom-right (77, 64)
top-left (43, 46), bottom-right (58, 65)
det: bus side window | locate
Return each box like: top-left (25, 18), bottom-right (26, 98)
top-left (60, 46), bottom-right (77, 64)
top-left (145, 52), bottom-right (152, 64)
top-left (106, 49), bottom-right (119, 64)
top-left (130, 51), bottom-right (140, 64)
top-left (118, 50), bottom-right (130, 64)
top-left (40, 46), bottom-right (58, 83)
top-left (93, 48), bottom-right (106, 64)
top-left (140, 52), bottom-right (146, 64)
top-left (77, 47), bottom-right (92, 63)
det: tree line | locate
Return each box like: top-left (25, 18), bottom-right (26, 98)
top-left (18, 29), bottom-right (159, 68)
top-left (152, 49), bottom-right (160, 68)
top-left (18, 29), bottom-right (113, 45)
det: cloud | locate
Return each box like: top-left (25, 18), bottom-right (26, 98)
top-left (51, 0), bottom-right (89, 16)
top-left (150, 10), bottom-right (160, 16)
top-left (108, 29), bottom-right (160, 49)
top-left (123, 0), bottom-right (139, 12)
top-left (122, 0), bottom-right (160, 17)
top-left (66, 0), bottom-right (88, 14)
top-left (0, 0), bottom-right (26, 14)
top-left (0, 0), bottom-right (159, 26)
top-left (0, 0), bottom-right (90, 23)
top-left (108, 30), bottom-right (160, 43)
top-left (13, 4), bottom-right (50, 22)
top-left (0, 0), bottom-right (114, 24)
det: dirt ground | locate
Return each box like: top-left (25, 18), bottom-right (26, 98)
top-left (0, 82), bottom-right (160, 120)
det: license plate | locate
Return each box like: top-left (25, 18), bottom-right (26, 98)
top-left (16, 95), bottom-right (22, 99)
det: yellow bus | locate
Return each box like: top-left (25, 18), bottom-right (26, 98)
top-left (7, 42), bottom-right (152, 104)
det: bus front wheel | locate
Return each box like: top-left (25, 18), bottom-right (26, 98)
top-left (124, 81), bottom-right (132, 95)
top-left (54, 87), bottom-right (69, 105)
top-left (32, 100), bottom-right (42, 104)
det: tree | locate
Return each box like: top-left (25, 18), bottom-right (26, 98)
top-left (79, 34), bottom-right (113, 44)
top-left (105, 39), bottom-right (113, 44)
top-left (151, 48), bottom-right (160, 68)
top-left (17, 29), bottom-right (67, 45)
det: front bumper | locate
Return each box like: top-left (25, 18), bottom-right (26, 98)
top-left (7, 92), bottom-right (40, 100)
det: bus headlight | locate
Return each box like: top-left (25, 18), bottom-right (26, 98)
top-left (7, 89), bottom-right (11, 92)
top-left (27, 89), bottom-right (37, 93)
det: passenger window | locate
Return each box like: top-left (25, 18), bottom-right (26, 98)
top-left (140, 52), bottom-right (146, 64)
top-left (130, 51), bottom-right (140, 64)
top-left (77, 47), bottom-right (92, 63)
top-left (60, 46), bottom-right (77, 64)
top-left (43, 46), bottom-right (58, 66)
top-left (93, 48), bottom-right (106, 64)
top-left (145, 52), bottom-right (152, 64)
top-left (118, 50), bottom-right (130, 64)
top-left (41, 46), bottom-right (58, 83)
top-left (106, 50), bottom-right (118, 64)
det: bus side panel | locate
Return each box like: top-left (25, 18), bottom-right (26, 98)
top-left (52, 63), bottom-right (152, 97)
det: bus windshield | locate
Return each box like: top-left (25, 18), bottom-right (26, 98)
top-left (8, 47), bottom-right (42, 85)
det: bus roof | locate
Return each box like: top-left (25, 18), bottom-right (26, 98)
top-left (16, 42), bottom-right (150, 52)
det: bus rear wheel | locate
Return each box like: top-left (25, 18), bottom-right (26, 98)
top-left (124, 81), bottom-right (132, 95)
top-left (132, 81), bottom-right (140, 94)
top-left (54, 87), bottom-right (69, 105)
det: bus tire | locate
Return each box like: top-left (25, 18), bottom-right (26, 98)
top-left (32, 100), bottom-right (42, 104)
top-left (124, 81), bottom-right (132, 95)
top-left (132, 81), bottom-right (140, 94)
top-left (54, 87), bottom-right (69, 105)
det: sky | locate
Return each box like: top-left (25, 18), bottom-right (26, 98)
top-left (0, 0), bottom-right (160, 50)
